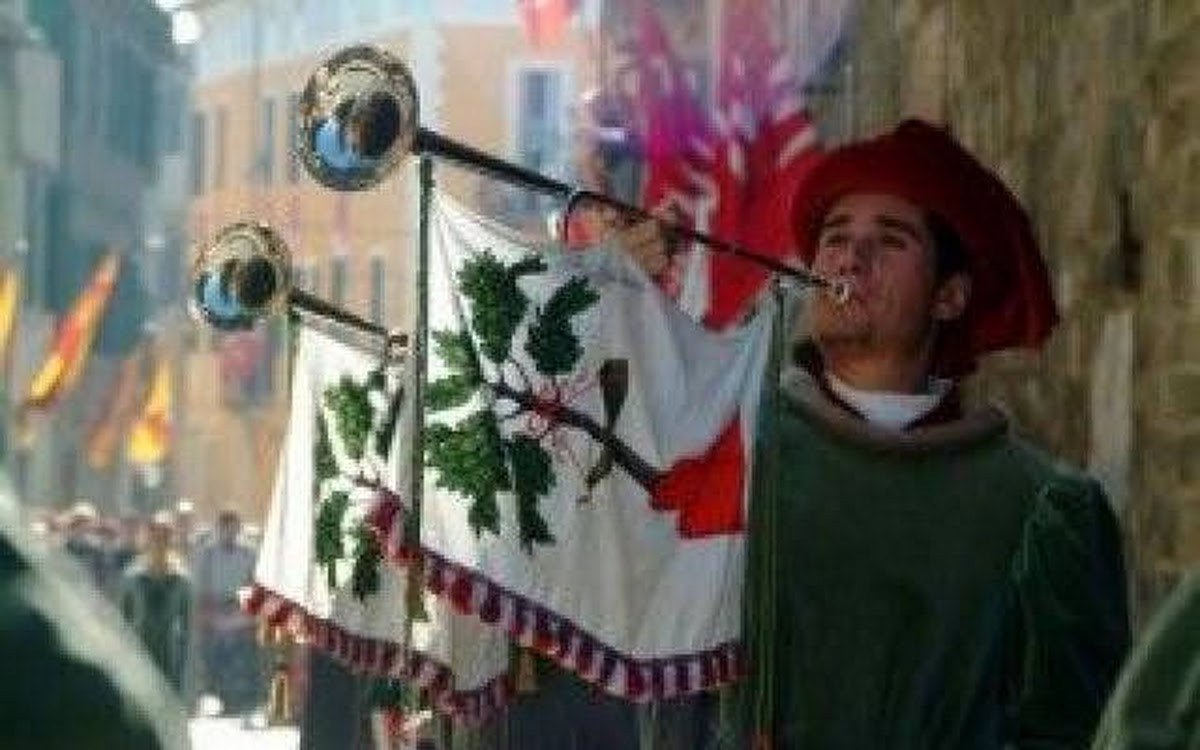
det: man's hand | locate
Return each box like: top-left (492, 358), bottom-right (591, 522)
top-left (613, 218), bottom-right (671, 277)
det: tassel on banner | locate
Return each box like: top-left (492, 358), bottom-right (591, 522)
top-left (515, 649), bottom-right (538, 695)
top-left (405, 557), bottom-right (429, 623)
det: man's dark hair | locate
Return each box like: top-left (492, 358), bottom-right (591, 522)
top-left (925, 211), bottom-right (970, 281)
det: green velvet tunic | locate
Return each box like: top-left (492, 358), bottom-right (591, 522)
top-left (750, 370), bottom-right (1131, 749)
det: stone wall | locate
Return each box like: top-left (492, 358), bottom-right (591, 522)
top-left (828, 0), bottom-right (1200, 622)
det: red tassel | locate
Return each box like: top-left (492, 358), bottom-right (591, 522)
top-left (479, 588), bottom-right (502, 624)
top-left (700, 656), bottom-right (715, 688)
top-left (731, 646), bottom-right (746, 679)
top-left (383, 707), bottom-right (406, 738)
top-left (427, 563), bottom-right (447, 595)
top-left (751, 731), bottom-right (774, 750)
top-left (394, 543), bottom-right (418, 566)
top-left (626, 665), bottom-right (646, 700)
top-left (382, 643), bottom-right (399, 672)
top-left (243, 585), bottom-right (267, 613)
top-left (650, 663), bottom-right (665, 698)
top-left (533, 612), bottom-right (554, 653)
top-left (674, 662), bottom-right (690, 694)
top-left (431, 669), bottom-right (450, 693)
top-left (555, 622), bottom-right (574, 659)
top-left (507, 600), bottom-right (527, 640)
top-left (575, 638), bottom-right (596, 677)
top-left (715, 652), bottom-right (730, 684)
top-left (448, 573), bottom-right (475, 614)
top-left (598, 653), bottom-right (618, 687)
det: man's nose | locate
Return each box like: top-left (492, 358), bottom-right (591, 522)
top-left (829, 235), bottom-right (873, 275)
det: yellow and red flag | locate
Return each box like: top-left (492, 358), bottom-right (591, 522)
top-left (0, 264), bottom-right (21, 372)
top-left (127, 350), bottom-right (171, 466)
top-left (23, 252), bottom-right (122, 410)
top-left (85, 344), bottom-right (147, 469)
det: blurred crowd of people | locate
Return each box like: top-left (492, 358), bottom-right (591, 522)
top-left (26, 498), bottom-right (266, 720)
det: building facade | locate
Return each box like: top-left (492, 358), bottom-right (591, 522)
top-left (181, 0), bottom-right (597, 524)
top-left (10, 0), bottom-right (188, 515)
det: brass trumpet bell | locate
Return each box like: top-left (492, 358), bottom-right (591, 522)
top-left (297, 44), bottom-right (418, 191)
top-left (189, 222), bottom-right (291, 331)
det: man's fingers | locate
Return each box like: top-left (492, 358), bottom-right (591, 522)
top-left (615, 219), bottom-right (670, 276)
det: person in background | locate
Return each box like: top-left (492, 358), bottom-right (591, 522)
top-left (174, 498), bottom-right (200, 566)
top-left (194, 508), bottom-right (260, 715)
top-left (60, 499), bottom-right (106, 591)
top-left (120, 510), bottom-right (192, 694)
top-left (112, 513), bottom-right (143, 575)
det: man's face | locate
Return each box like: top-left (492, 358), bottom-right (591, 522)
top-left (147, 524), bottom-right (173, 555)
top-left (809, 193), bottom-right (947, 361)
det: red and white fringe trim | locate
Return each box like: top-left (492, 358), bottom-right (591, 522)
top-left (248, 489), bottom-right (743, 720)
top-left (419, 549), bottom-right (744, 702)
top-left (242, 584), bottom-right (514, 725)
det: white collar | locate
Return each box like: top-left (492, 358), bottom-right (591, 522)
top-left (825, 373), bottom-right (953, 430)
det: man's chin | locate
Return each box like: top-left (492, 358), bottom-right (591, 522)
top-left (811, 310), bottom-right (871, 346)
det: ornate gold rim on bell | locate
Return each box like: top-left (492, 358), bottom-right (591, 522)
top-left (297, 44), bottom-right (418, 192)
top-left (189, 221), bottom-right (291, 331)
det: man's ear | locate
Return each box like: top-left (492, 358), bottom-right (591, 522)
top-left (933, 273), bottom-right (971, 322)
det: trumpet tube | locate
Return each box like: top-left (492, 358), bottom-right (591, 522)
top-left (189, 221), bottom-right (409, 344)
top-left (298, 45), bottom-right (847, 299)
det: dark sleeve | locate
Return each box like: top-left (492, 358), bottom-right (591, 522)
top-left (1091, 572), bottom-right (1200, 749)
top-left (0, 542), bottom-right (183, 749)
top-left (1009, 478), bottom-right (1132, 749)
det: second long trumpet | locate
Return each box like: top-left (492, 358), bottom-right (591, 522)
top-left (296, 45), bottom-right (848, 302)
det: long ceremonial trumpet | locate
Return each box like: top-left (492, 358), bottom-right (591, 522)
top-left (189, 221), bottom-right (405, 345)
top-left (189, 45), bottom-right (848, 335)
top-left (295, 45), bottom-right (847, 298)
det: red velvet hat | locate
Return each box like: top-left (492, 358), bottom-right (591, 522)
top-left (791, 118), bottom-right (1058, 376)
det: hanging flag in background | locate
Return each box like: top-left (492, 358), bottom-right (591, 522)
top-left (516, 0), bottom-right (579, 49)
top-left (0, 264), bottom-right (21, 374)
top-left (85, 343), bottom-right (148, 470)
top-left (127, 349), bottom-right (172, 467)
top-left (612, 0), bottom-right (830, 329)
top-left (22, 252), bottom-right (122, 411)
top-left (701, 0), bottom-right (826, 329)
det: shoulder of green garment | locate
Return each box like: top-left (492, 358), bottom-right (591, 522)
top-left (1091, 572), bottom-right (1200, 750)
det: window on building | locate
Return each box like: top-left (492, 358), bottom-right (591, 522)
top-left (331, 256), bottom-right (348, 306)
top-left (247, 320), bottom-right (282, 405)
top-left (369, 255), bottom-right (385, 324)
top-left (516, 67), bottom-right (566, 175)
top-left (286, 92), bottom-right (302, 183)
top-left (258, 96), bottom-right (276, 184)
top-left (160, 78), bottom-right (186, 155)
top-left (513, 66), bottom-right (567, 215)
top-left (214, 106), bottom-right (228, 189)
top-left (190, 111), bottom-right (207, 195)
top-left (292, 263), bottom-right (309, 293)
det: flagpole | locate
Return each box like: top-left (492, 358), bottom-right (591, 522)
top-left (409, 155), bottom-right (433, 546)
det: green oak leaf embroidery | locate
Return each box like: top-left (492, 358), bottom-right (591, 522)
top-left (426, 250), bottom-right (658, 554)
top-left (313, 364), bottom-right (405, 601)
